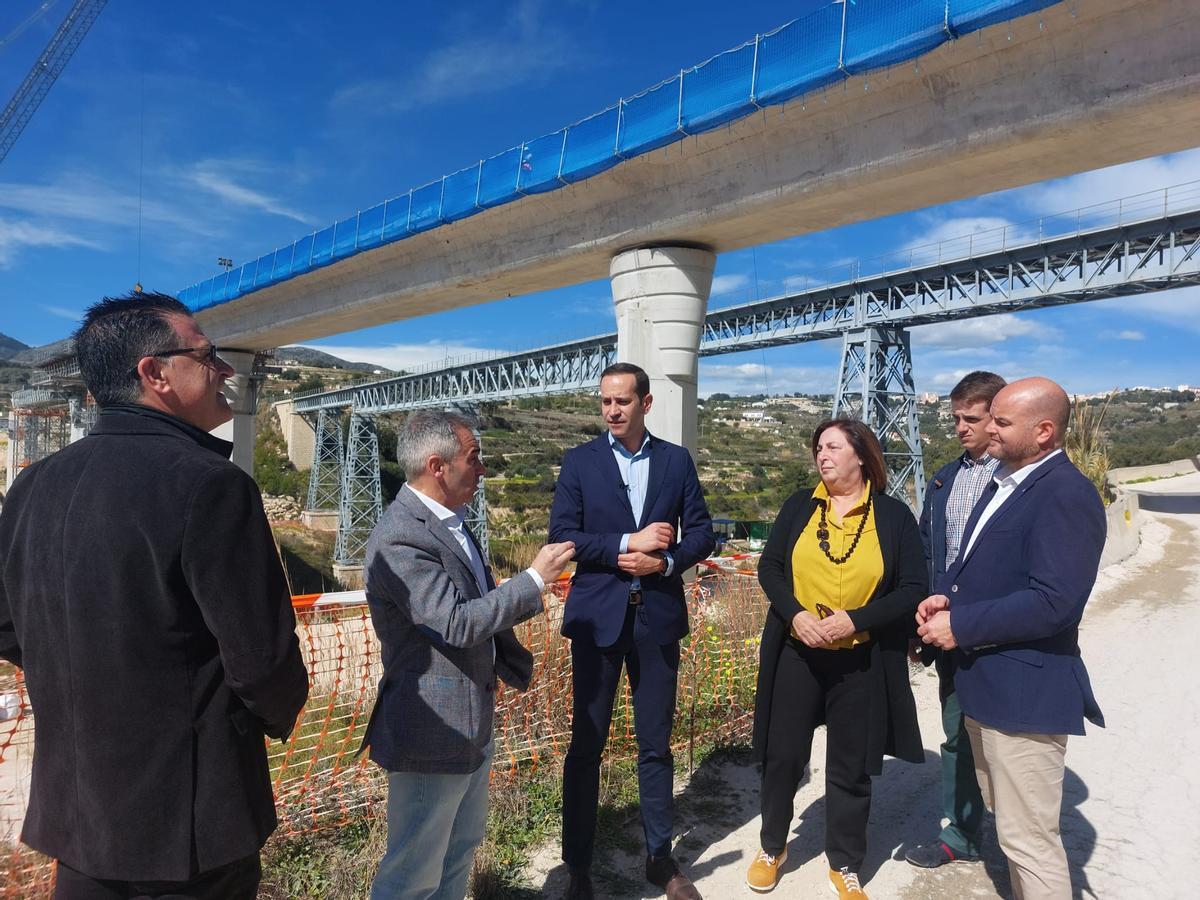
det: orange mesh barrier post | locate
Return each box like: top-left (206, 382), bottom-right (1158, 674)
top-left (2, 571), bottom-right (766, 892)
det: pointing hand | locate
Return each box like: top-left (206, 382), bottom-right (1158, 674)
top-left (531, 541), bottom-right (575, 584)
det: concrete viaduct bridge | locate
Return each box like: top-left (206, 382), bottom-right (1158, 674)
top-left (7, 0), bottom-right (1200, 572)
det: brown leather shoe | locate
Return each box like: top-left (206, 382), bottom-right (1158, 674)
top-left (645, 856), bottom-right (702, 900)
top-left (565, 868), bottom-right (595, 900)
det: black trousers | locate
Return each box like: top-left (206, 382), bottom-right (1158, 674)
top-left (562, 603), bottom-right (680, 868)
top-left (54, 855), bottom-right (261, 900)
top-left (759, 639), bottom-right (874, 871)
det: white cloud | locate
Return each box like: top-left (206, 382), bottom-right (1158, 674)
top-left (910, 314), bottom-right (1056, 351)
top-left (1095, 287), bottom-right (1200, 334)
top-left (330, 1), bottom-right (578, 117)
top-left (895, 216), bottom-right (1032, 269)
top-left (0, 218), bottom-right (100, 268)
top-left (38, 304), bottom-right (85, 322)
top-left (297, 341), bottom-right (510, 372)
top-left (1021, 149), bottom-right (1200, 218)
top-left (699, 361), bottom-right (838, 397)
top-left (710, 273), bottom-right (750, 296)
top-left (0, 177), bottom-right (193, 231)
top-left (184, 161), bottom-right (314, 226)
top-left (1098, 329), bottom-right (1145, 341)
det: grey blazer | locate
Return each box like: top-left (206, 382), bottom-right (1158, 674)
top-left (362, 486), bottom-right (543, 774)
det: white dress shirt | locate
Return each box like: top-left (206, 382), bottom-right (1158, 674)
top-left (961, 449), bottom-right (1063, 559)
top-left (407, 484), bottom-right (545, 592)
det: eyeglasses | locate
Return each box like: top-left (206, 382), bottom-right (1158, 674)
top-left (153, 345), bottom-right (222, 365)
top-left (130, 344), bottom-right (223, 377)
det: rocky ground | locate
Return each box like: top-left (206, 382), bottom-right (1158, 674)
top-left (524, 508), bottom-right (1200, 899)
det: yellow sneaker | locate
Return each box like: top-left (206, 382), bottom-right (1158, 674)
top-left (746, 848), bottom-right (787, 892)
top-left (829, 867), bottom-right (868, 898)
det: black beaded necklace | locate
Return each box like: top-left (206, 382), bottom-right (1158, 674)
top-left (816, 491), bottom-right (873, 565)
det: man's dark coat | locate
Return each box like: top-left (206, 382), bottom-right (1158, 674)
top-left (0, 406), bottom-right (308, 882)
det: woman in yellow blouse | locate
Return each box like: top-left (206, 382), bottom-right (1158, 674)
top-left (746, 419), bottom-right (928, 898)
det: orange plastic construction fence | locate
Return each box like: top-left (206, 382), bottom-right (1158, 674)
top-left (1, 572), bottom-right (764, 897)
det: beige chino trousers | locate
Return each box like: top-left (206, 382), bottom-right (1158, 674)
top-left (964, 716), bottom-right (1071, 900)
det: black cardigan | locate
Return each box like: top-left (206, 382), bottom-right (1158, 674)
top-left (751, 487), bottom-right (928, 773)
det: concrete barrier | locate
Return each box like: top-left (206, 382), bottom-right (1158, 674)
top-left (1099, 491), bottom-right (1142, 569)
top-left (1108, 456), bottom-right (1200, 486)
top-left (1102, 461), bottom-right (1200, 566)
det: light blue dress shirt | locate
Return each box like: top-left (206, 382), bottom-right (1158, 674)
top-left (609, 431), bottom-right (674, 587)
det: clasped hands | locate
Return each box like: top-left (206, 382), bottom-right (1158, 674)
top-left (617, 521), bottom-right (674, 577)
top-left (790, 607), bottom-right (857, 647)
top-left (915, 594), bottom-right (956, 649)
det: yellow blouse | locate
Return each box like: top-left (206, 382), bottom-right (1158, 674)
top-left (789, 480), bottom-right (883, 649)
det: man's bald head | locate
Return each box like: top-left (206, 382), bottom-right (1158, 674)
top-left (986, 377), bottom-right (1072, 467)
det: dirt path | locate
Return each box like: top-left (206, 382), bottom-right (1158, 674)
top-left (525, 511), bottom-right (1200, 899)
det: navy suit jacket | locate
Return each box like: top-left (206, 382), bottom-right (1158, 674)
top-left (918, 456), bottom-right (970, 682)
top-left (939, 452), bottom-right (1106, 735)
top-left (549, 433), bottom-right (714, 647)
top-left (920, 456), bottom-right (965, 584)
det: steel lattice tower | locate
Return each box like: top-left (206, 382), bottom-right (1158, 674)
top-left (334, 410), bottom-right (382, 566)
top-left (463, 480), bottom-right (490, 563)
top-left (832, 326), bottom-right (926, 510)
top-left (305, 408), bottom-right (345, 512)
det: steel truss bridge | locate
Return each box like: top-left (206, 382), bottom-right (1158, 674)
top-left (293, 196), bottom-right (1200, 564)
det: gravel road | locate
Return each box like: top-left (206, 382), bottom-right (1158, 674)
top-left (527, 509), bottom-right (1200, 899)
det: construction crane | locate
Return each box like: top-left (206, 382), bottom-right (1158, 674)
top-left (0, 0), bottom-right (108, 164)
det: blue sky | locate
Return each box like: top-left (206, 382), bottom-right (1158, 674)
top-left (1, 0), bottom-right (1197, 396)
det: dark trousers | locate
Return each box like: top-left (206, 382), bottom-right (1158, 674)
top-left (54, 855), bottom-right (261, 900)
top-left (759, 639), bottom-right (873, 872)
top-left (562, 603), bottom-right (680, 868)
top-left (936, 678), bottom-right (985, 856)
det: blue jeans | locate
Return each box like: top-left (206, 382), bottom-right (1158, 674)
top-left (370, 743), bottom-right (493, 900)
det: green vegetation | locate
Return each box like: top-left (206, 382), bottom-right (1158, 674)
top-left (254, 411), bottom-right (310, 501)
top-left (273, 523), bottom-right (338, 595)
top-left (260, 819), bottom-right (380, 900)
top-left (1066, 394), bottom-right (1112, 500)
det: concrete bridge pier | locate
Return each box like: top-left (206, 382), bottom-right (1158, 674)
top-left (217, 350), bottom-right (262, 476)
top-left (610, 246), bottom-right (715, 454)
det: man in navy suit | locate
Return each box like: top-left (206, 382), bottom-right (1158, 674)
top-left (907, 371), bottom-right (1005, 869)
top-left (550, 363), bottom-right (714, 900)
top-left (917, 377), bottom-right (1105, 900)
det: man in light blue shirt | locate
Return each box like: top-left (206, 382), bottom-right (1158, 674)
top-left (551, 363), bottom-right (714, 900)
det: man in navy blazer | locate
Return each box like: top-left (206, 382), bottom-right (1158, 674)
top-left (918, 377), bottom-right (1105, 900)
top-left (550, 363), bottom-right (713, 900)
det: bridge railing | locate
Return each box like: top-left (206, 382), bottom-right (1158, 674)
top-left (718, 179), bottom-right (1200, 302)
top-left (176, 0), bottom-right (1063, 315)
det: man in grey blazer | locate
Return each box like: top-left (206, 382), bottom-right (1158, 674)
top-left (363, 410), bottom-right (573, 900)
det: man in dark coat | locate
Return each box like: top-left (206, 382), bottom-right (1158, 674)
top-left (0, 292), bottom-right (309, 899)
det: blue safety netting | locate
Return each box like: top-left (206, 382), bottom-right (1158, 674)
top-left (178, 0), bottom-right (1063, 313)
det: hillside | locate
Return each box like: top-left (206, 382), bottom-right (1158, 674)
top-left (0, 332), bottom-right (29, 363)
top-left (274, 346), bottom-right (394, 374)
top-left (254, 378), bottom-right (1197, 586)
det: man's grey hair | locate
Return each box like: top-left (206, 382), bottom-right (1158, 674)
top-left (396, 409), bottom-right (478, 480)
